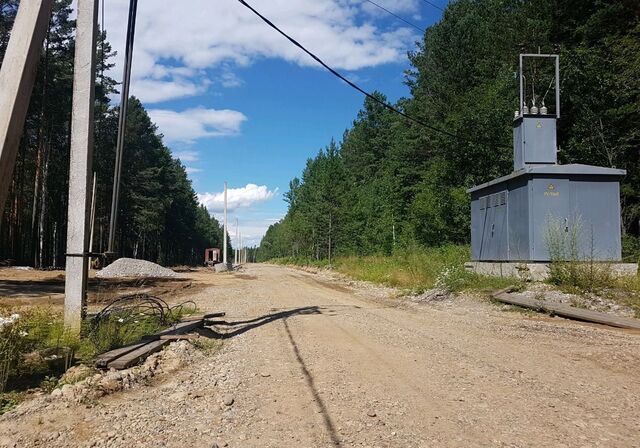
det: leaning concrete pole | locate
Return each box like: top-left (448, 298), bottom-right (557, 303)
top-left (223, 181), bottom-right (228, 265)
top-left (64, 0), bottom-right (99, 331)
top-left (0, 0), bottom-right (54, 220)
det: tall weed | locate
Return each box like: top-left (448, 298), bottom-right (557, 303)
top-left (545, 216), bottom-right (614, 292)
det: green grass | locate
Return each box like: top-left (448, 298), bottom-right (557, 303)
top-left (618, 276), bottom-right (640, 317)
top-left (0, 303), bottom-right (196, 404)
top-left (272, 245), bottom-right (519, 293)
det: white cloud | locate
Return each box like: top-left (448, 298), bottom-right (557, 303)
top-left (185, 167), bottom-right (202, 174)
top-left (147, 107), bottom-right (247, 144)
top-left (101, 0), bottom-right (420, 103)
top-left (131, 79), bottom-right (206, 103)
top-left (198, 184), bottom-right (277, 213)
top-left (220, 71), bottom-right (243, 88)
top-left (174, 150), bottom-right (199, 162)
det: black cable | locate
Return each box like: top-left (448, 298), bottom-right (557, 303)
top-left (108, 0), bottom-right (139, 254)
top-left (363, 0), bottom-right (425, 33)
top-left (235, 0), bottom-right (510, 149)
top-left (419, 0), bottom-right (444, 12)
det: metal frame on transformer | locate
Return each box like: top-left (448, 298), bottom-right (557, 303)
top-left (519, 54), bottom-right (560, 118)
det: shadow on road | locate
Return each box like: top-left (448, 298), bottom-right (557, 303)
top-left (205, 306), bottom-right (324, 339)
top-left (283, 317), bottom-right (341, 446)
top-left (203, 305), bottom-right (342, 445)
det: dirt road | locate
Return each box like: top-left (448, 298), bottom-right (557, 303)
top-left (2, 264), bottom-right (640, 447)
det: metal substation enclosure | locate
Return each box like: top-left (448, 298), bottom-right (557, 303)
top-left (468, 54), bottom-right (626, 262)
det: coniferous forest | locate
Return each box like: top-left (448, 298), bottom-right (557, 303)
top-left (0, 0), bottom-right (229, 267)
top-left (258, 0), bottom-right (639, 261)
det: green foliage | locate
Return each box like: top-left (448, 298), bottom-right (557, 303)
top-left (622, 234), bottom-right (640, 263)
top-left (0, 308), bottom-right (81, 392)
top-left (0, 395), bottom-right (18, 415)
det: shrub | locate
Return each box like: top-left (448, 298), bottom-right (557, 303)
top-left (0, 314), bottom-right (29, 393)
top-left (0, 308), bottom-right (82, 392)
top-left (622, 234), bottom-right (640, 263)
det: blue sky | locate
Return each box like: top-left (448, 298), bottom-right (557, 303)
top-left (102, 0), bottom-right (445, 246)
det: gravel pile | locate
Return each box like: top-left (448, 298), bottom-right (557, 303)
top-left (96, 257), bottom-right (177, 279)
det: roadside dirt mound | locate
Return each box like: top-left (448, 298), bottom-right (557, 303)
top-left (96, 258), bottom-right (177, 279)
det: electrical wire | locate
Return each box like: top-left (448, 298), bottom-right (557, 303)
top-left (90, 293), bottom-right (198, 331)
top-left (363, 0), bottom-right (425, 33)
top-left (235, 0), bottom-right (510, 149)
top-left (419, 0), bottom-right (444, 12)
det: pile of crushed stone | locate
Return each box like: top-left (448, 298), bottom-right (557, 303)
top-left (96, 257), bottom-right (177, 279)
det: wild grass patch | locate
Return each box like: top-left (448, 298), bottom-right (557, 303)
top-left (544, 217), bottom-right (640, 316)
top-left (0, 301), bottom-right (196, 407)
top-left (272, 245), bottom-right (519, 293)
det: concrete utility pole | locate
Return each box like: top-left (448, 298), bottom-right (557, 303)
top-left (0, 0), bottom-right (54, 220)
top-left (64, 0), bottom-right (99, 330)
top-left (235, 218), bottom-right (239, 265)
top-left (89, 172), bottom-right (97, 254)
top-left (223, 181), bottom-right (228, 265)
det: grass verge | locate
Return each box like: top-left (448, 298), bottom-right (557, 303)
top-left (0, 302), bottom-right (196, 410)
top-left (272, 245), bottom-right (519, 294)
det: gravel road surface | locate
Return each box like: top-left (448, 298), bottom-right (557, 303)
top-left (2, 264), bottom-right (639, 447)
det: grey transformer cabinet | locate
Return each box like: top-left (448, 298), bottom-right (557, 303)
top-left (468, 54), bottom-right (625, 262)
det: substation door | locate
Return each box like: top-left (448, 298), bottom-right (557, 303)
top-left (492, 191), bottom-right (509, 260)
top-left (531, 178), bottom-right (571, 260)
top-left (478, 196), bottom-right (492, 260)
top-left (480, 191), bottom-right (509, 261)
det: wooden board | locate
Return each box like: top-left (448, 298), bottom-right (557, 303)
top-left (181, 312), bottom-right (225, 322)
top-left (159, 333), bottom-right (200, 340)
top-left (95, 342), bottom-right (148, 368)
top-left (493, 290), bottom-right (640, 330)
top-left (96, 318), bottom-right (205, 370)
top-left (140, 319), bottom-right (205, 341)
top-left (107, 340), bottom-right (169, 370)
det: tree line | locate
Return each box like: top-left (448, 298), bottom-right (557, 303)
top-left (258, 0), bottom-right (639, 261)
top-left (0, 0), bottom-right (230, 267)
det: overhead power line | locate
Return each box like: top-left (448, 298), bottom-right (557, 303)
top-left (419, 0), bottom-right (444, 12)
top-left (235, 0), bottom-right (509, 150)
top-left (363, 0), bottom-right (425, 33)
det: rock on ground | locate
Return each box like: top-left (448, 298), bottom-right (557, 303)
top-left (96, 258), bottom-right (177, 279)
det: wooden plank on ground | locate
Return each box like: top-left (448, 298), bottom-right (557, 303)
top-left (140, 319), bottom-right (205, 341)
top-left (107, 339), bottom-right (169, 370)
top-left (95, 319), bottom-right (204, 367)
top-left (493, 290), bottom-right (640, 330)
top-left (159, 333), bottom-right (200, 340)
top-left (105, 319), bottom-right (205, 369)
top-left (95, 342), bottom-right (148, 368)
top-left (181, 312), bottom-right (225, 322)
